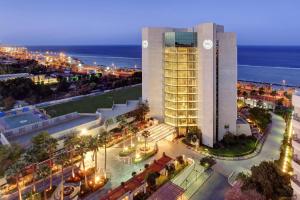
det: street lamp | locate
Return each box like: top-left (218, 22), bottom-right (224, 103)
top-left (81, 128), bottom-right (88, 136)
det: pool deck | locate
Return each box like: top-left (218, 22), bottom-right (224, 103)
top-left (8, 115), bottom-right (97, 146)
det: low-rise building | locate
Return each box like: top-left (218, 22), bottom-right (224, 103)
top-left (101, 154), bottom-right (173, 200)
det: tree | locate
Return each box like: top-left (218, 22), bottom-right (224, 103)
top-left (56, 78), bottom-right (70, 92)
top-left (0, 144), bottom-right (23, 177)
top-left (141, 130), bottom-right (151, 152)
top-left (87, 135), bottom-right (100, 174)
top-left (98, 129), bottom-right (110, 173)
top-left (135, 101), bottom-right (149, 122)
top-left (242, 161), bottom-right (292, 199)
top-left (3, 96), bottom-right (15, 110)
top-left (258, 87), bottom-right (265, 96)
top-left (26, 132), bottom-right (57, 191)
top-left (55, 153), bottom-right (68, 200)
top-left (270, 90), bottom-right (277, 103)
top-left (200, 156), bottom-right (216, 168)
top-left (77, 136), bottom-right (89, 187)
top-left (128, 123), bottom-right (139, 147)
top-left (225, 183), bottom-right (265, 200)
top-left (222, 133), bottom-right (237, 146)
top-left (250, 90), bottom-right (257, 97)
top-left (118, 115), bottom-right (128, 150)
top-left (256, 100), bottom-right (263, 108)
top-left (36, 164), bottom-right (51, 200)
top-left (6, 158), bottom-right (26, 200)
top-left (45, 136), bottom-right (58, 191)
top-left (237, 89), bottom-right (241, 97)
top-left (64, 132), bottom-right (80, 178)
top-left (146, 172), bottom-right (160, 191)
top-left (242, 91), bottom-right (248, 103)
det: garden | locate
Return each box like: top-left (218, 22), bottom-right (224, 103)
top-left (44, 84), bottom-right (142, 117)
top-left (206, 134), bottom-right (258, 157)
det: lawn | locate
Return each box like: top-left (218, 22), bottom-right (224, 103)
top-left (207, 137), bottom-right (258, 157)
top-left (43, 85), bottom-right (142, 117)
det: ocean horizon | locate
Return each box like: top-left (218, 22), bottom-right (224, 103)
top-left (27, 45), bottom-right (300, 87)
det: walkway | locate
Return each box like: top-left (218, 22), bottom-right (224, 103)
top-left (139, 123), bottom-right (175, 143)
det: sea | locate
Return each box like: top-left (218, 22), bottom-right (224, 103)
top-left (27, 45), bottom-right (300, 87)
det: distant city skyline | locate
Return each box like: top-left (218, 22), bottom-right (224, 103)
top-left (0, 0), bottom-right (299, 45)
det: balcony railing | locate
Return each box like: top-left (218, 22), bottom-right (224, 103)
top-left (294, 156), bottom-right (300, 165)
top-left (293, 135), bottom-right (300, 143)
top-left (292, 175), bottom-right (300, 187)
top-left (293, 114), bottom-right (300, 123)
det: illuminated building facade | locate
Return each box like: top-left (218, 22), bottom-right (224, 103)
top-left (142, 23), bottom-right (237, 147)
top-left (291, 91), bottom-right (300, 197)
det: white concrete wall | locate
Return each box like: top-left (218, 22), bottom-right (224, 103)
top-left (195, 23), bottom-right (216, 147)
top-left (217, 32), bottom-right (237, 140)
top-left (142, 27), bottom-right (172, 121)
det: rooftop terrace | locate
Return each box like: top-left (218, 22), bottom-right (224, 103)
top-left (8, 114), bottom-right (98, 146)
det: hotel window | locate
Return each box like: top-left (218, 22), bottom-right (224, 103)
top-left (163, 32), bottom-right (198, 130)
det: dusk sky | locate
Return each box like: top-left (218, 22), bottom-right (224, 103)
top-left (0, 0), bottom-right (299, 45)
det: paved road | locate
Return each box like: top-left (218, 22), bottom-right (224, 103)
top-left (190, 171), bottom-right (230, 200)
top-left (213, 113), bottom-right (286, 176)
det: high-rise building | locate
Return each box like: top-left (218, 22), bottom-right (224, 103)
top-left (291, 91), bottom-right (300, 198)
top-left (142, 22), bottom-right (237, 147)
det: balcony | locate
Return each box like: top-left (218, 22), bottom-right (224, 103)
top-left (291, 176), bottom-right (300, 197)
top-left (293, 157), bottom-right (300, 176)
top-left (293, 136), bottom-right (300, 153)
top-left (293, 115), bottom-right (300, 130)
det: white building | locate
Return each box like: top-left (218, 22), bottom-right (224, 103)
top-left (142, 22), bottom-right (237, 147)
top-left (292, 91), bottom-right (300, 198)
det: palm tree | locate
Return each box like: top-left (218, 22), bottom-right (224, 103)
top-left (258, 87), bottom-right (265, 96)
top-left (118, 115), bottom-right (128, 150)
top-left (77, 136), bottom-right (89, 187)
top-left (28, 132), bottom-right (57, 190)
top-left (23, 147), bottom-right (39, 194)
top-left (128, 124), bottom-right (139, 147)
top-left (64, 131), bottom-right (79, 178)
top-left (98, 130), bottom-right (110, 173)
top-left (87, 135), bottom-right (100, 172)
top-left (135, 101), bottom-right (150, 122)
top-left (141, 130), bottom-right (150, 153)
top-left (45, 136), bottom-right (58, 190)
top-left (56, 153), bottom-right (68, 200)
top-left (242, 91), bottom-right (248, 104)
top-left (36, 164), bottom-right (51, 200)
top-left (271, 90), bottom-right (277, 103)
top-left (6, 158), bottom-right (26, 200)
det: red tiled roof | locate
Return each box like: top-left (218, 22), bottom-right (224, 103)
top-left (101, 154), bottom-right (172, 200)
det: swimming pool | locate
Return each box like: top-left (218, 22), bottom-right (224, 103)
top-left (0, 112), bottom-right (44, 130)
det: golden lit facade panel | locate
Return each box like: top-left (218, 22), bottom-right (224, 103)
top-left (164, 45), bottom-right (198, 128)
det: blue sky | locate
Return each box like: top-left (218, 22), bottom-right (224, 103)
top-left (0, 0), bottom-right (299, 45)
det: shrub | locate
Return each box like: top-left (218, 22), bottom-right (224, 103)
top-left (200, 156), bottom-right (216, 168)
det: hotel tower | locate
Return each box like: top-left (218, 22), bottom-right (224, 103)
top-left (142, 22), bottom-right (237, 147)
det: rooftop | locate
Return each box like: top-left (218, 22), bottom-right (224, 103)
top-left (101, 154), bottom-right (172, 200)
top-left (148, 182), bottom-right (184, 200)
top-left (97, 100), bottom-right (139, 122)
top-left (8, 115), bottom-right (97, 146)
